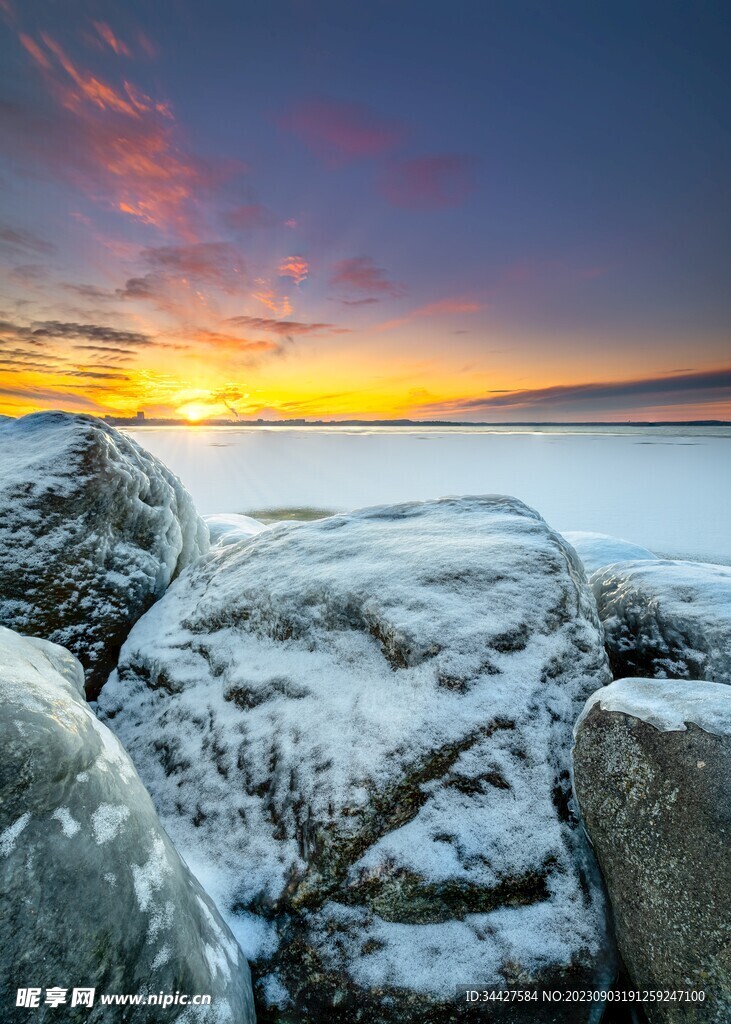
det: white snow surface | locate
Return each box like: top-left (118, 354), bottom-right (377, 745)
top-left (561, 531), bottom-right (657, 577)
top-left (575, 677), bottom-right (731, 736)
top-left (204, 514), bottom-right (267, 547)
top-left (124, 423), bottom-right (731, 563)
top-left (591, 559), bottom-right (731, 683)
top-left (99, 494), bottom-right (614, 1003)
top-left (0, 412), bottom-right (209, 692)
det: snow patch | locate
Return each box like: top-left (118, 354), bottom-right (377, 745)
top-left (576, 678), bottom-right (731, 736)
top-left (91, 803), bottom-right (130, 844)
top-left (52, 807), bottom-right (81, 838)
top-left (0, 812), bottom-right (31, 856)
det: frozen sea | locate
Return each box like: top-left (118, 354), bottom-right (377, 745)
top-left (125, 424), bottom-right (731, 564)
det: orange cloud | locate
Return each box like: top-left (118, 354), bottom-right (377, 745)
top-left (192, 329), bottom-right (282, 355)
top-left (19, 33), bottom-right (52, 70)
top-left (12, 32), bottom-right (235, 237)
top-left (92, 22), bottom-right (132, 58)
top-left (252, 287), bottom-right (292, 317)
top-left (278, 255), bottom-right (309, 285)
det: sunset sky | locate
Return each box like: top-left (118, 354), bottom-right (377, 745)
top-left (1, 0), bottom-right (729, 421)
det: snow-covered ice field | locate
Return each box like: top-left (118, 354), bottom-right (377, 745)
top-left (125, 425), bottom-right (731, 563)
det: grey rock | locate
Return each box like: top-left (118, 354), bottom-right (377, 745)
top-left (0, 412), bottom-right (208, 697)
top-left (591, 560), bottom-right (731, 683)
top-left (99, 495), bottom-right (615, 1022)
top-left (573, 677), bottom-right (731, 1023)
top-left (0, 626), bottom-right (256, 1024)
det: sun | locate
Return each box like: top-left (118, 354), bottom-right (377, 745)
top-left (178, 402), bottom-right (210, 422)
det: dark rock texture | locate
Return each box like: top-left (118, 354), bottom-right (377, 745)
top-left (573, 677), bottom-right (731, 1023)
top-left (0, 626), bottom-right (255, 1024)
top-left (0, 412), bottom-right (208, 697)
top-left (591, 559), bottom-right (731, 684)
top-left (99, 495), bottom-right (615, 1021)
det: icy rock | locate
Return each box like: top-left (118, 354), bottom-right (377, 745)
top-left (591, 560), bottom-right (731, 683)
top-left (0, 412), bottom-right (208, 697)
top-left (204, 513), bottom-right (267, 548)
top-left (561, 531), bottom-right (657, 577)
top-left (0, 625), bottom-right (255, 1023)
top-left (573, 678), bottom-right (731, 1022)
top-left (99, 495), bottom-right (615, 1022)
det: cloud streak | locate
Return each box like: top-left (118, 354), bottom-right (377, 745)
top-left (0, 225), bottom-right (56, 257)
top-left (330, 256), bottom-right (403, 298)
top-left (224, 315), bottom-right (345, 336)
top-left (378, 298), bottom-right (483, 331)
top-left (412, 368), bottom-right (731, 417)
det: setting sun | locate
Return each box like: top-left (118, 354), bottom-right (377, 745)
top-left (178, 403), bottom-right (213, 423)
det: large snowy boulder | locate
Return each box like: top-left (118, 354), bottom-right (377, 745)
top-left (591, 560), bottom-right (731, 683)
top-left (0, 412), bottom-right (208, 697)
top-left (561, 531), bottom-right (657, 578)
top-left (573, 678), bottom-right (731, 1022)
top-left (99, 495), bottom-right (615, 1021)
top-left (0, 626), bottom-right (255, 1023)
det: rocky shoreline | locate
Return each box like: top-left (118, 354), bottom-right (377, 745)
top-left (1, 413), bottom-right (729, 1023)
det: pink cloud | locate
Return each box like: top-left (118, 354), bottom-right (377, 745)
top-left (330, 256), bottom-right (403, 298)
top-left (137, 31), bottom-right (157, 59)
top-left (380, 155), bottom-right (476, 208)
top-left (378, 297), bottom-right (484, 331)
top-left (252, 286), bottom-right (292, 318)
top-left (278, 255), bottom-right (309, 285)
top-left (228, 203), bottom-right (278, 230)
top-left (92, 22), bottom-right (132, 58)
top-left (10, 32), bottom-right (240, 238)
top-left (277, 99), bottom-right (404, 165)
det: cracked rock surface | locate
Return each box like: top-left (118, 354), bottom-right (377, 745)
top-left (573, 677), bottom-right (731, 1023)
top-left (98, 495), bottom-right (615, 1021)
top-left (0, 626), bottom-right (255, 1024)
top-left (0, 412), bottom-right (208, 697)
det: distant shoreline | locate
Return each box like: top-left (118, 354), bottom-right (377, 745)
top-left (108, 417), bottom-right (731, 428)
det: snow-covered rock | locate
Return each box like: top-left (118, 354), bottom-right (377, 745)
top-left (573, 678), bottom-right (731, 1022)
top-left (204, 513), bottom-right (267, 548)
top-left (591, 559), bottom-right (731, 683)
top-left (0, 626), bottom-right (256, 1022)
top-left (0, 412), bottom-right (208, 697)
top-left (99, 495), bottom-right (615, 1021)
top-left (561, 531), bottom-right (657, 577)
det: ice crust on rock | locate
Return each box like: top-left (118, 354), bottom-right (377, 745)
top-left (99, 495), bottom-right (615, 1021)
top-left (0, 412), bottom-right (208, 697)
top-left (591, 559), bottom-right (731, 683)
top-left (0, 625), bottom-right (256, 1023)
top-left (576, 677), bottom-right (731, 736)
top-left (561, 531), bottom-right (657, 577)
top-left (204, 513), bottom-right (267, 548)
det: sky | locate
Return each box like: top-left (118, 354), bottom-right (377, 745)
top-left (0, 0), bottom-right (729, 422)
